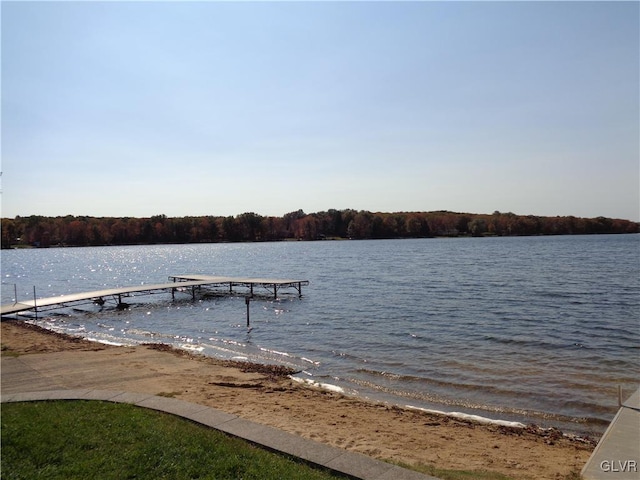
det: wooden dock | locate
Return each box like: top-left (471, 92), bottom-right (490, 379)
top-left (169, 275), bottom-right (308, 298)
top-left (0, 275), bottom-right (309, 317)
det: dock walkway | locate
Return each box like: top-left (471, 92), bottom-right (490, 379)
top-left (169, 274), bottom-right (309, 298)
top-left (1, 275), bottom-right (309, 316)
top-left (581, 387), bottom-right (640, 479)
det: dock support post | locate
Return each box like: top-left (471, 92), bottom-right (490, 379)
top-left (33, 286), bottom-right (38, 320)
top-left (618, 385), bottom-right (623, 407)
top-left (273, 284), bottom-right (277, 299)
top-left (245, 297), bottom-right (250, 327)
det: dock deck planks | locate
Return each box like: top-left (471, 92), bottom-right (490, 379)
top-left (1, 275), bottom-right (309, 316)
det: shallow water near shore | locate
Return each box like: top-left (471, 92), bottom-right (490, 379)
top-left (2, 235), bottom-right (638, 436)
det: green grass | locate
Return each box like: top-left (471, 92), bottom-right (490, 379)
top-left (1, 401), bottom-right (347, 480)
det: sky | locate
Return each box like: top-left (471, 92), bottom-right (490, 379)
top-left (1, 1), bottom-right (639, 221)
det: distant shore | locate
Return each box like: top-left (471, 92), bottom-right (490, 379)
top-left (1, 319), bottom-right (595, 480)
top-left (3, 209), bottom-right (637, 248)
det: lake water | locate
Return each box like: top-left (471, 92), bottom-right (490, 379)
top-left (2, 235), bottom-right (638, 436)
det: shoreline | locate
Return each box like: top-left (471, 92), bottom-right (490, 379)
top-left (16, 315), bottom-right (609, 439)
top-left (1, 319), bottom-right (596, 480)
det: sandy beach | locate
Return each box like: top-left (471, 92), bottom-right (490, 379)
top-left (1, 319), bottom-right (594, 480)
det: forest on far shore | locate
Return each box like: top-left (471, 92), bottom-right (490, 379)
top-left (2, 209), bottom-right (638, 249)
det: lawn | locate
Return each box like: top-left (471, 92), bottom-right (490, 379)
top-left (1, 401), bottom-right (347, 480)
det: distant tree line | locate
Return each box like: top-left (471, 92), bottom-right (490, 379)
top-left (1, 209), bottom-right (638, 248)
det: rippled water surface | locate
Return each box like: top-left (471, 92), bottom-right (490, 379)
top-left (2, 235), bottom-right (638, 435)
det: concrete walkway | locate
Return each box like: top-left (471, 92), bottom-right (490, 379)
top-left (581, 388), bottom-right (640, 480)
top-left (1, 355), bottom-right (436, 480)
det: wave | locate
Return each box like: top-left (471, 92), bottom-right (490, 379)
top-left (354, 368), bottom-right (522, 397)
top-left (481, 334), bottom-right (571, 350)
top-left (404, 405), bottom-right (526, 428)
top-left (346, 371), bottom-right (613, 431)
top-left (290, 376), bottom-right (345, 394)
top-left (85, 337), bottom-right (128, 347)
top-left (179, 344), bottom-right (205, 353)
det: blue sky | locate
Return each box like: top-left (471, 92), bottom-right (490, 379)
top-left (2, 1), bottom-right (638, 221)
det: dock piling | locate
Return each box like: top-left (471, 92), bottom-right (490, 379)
top-left (33, 286), bottom-right (38, 320)
top-left (618, 385), bottom-right (623, 407)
